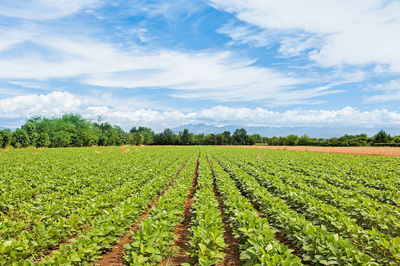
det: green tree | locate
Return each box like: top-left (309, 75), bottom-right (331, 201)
top-left (50, 131), bottom-right (71, 147)
top-left (11, 129), bottom-right (30, 148)
top-left (181, 129), bottom-right (190, 145)
top-left (297, 134), bottom-right (310, 145)
top-left (232, 128), bottom-right (248, 145)
top-left (284, 134), bottom-right (299, 146)
top-left (36, 133), bottom-right (50, 147)
top-left (0, 129), bottom-right (12, 148)
top-left (221, 131), bottom-right (231, 145)
top-left (374, 129), bottom-right (390, 143)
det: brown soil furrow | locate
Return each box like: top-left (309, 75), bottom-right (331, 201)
top-left (223, 145), bottom-right (400, 157)
top-left (96, 160), bottom-right (189, 266)
top-left (212, 178), bottom-right (241, 266)
top-left (161, 155), bottom-right (200, 266)
top-left (219, 160), bottom-right (307, 264)
top-left (32, 163), bottom-right (185, 262)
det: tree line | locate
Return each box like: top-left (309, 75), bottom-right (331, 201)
top-left (0, 114), bottom-right (398, 148)
top-left (259, 130), bottom-right (400, 147)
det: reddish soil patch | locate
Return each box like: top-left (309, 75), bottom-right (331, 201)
top-left (226, 146), bottom-right (400, 157)
top-left (212, 178), bottom-right (241, 266)
top-left (160, 156), bottom-right (200, 266)
top-left (96, 204), bottom-right (155, 265)
top-left (96, 161), bottom-right (189, 266)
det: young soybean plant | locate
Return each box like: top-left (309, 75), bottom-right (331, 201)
top-left (124, 157), bottom-right (197, 265)
top-left (186, 155), bottom-right (227, 265)
top-left (210, 157), bottom-right (302, 266)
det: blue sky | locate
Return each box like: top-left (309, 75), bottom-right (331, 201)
top-left (1, 0), bottom-right (400, 131)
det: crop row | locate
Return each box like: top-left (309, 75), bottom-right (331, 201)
top-left (39, 153), bottom-right (191, 265)
top-left (214, 154), bottom-right (373, 265)
top-left (187, 155), bottom-right (226, 265)
top-left (209, 156), bottom-right (303, 265)
top-left (231, 152), bottom-right (400, 238)
top-left (0, 152), bottom-right (174, 240)
top-left (124, 156), bottom-right (198, 265)
top-left (0, 148), bottom-right (192, 265)
top-left (222, 154), bottom-right (400, 264)
top-left (249, 149), bottom-right (400, 199)
top-left (249, 151), bottom-right (400, 207)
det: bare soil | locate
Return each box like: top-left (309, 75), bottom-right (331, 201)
top-left (95, 161), bottom-right (189, 266)
top-left (160, 156), bottom-right (199, 266)
top-left (212, 179), bottom-right (241, 266)
top-left (229, 146), bottom-right (400, 157)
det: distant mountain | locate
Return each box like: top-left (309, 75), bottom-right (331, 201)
top-left (172, 124), bottom-right (400, 138)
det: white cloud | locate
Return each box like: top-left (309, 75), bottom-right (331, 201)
top-left (365, 79), bottom-right (400, 103)
top-left (279, 34), bottom-right (322, 57)
top-left (371, 79), bottom-right (400, 92)
top-left (0, 29), bottom-right (339, 104)
top-left (366, 93), bottom-right (400, 103)
top-left (195, 106), bottom-right (400, 128)
top-left (1, 92), bottom-right (400, 130)
top-left (209, 0), bottom-right (400, 72)
top-left (217, 23), bottom-right (270, 48)
top-left (0, 91), bottom-right (85, 118)
top-left (0, 0), bottom-right (100, 20)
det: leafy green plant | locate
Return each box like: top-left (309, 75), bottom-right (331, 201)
top-left (124, 157), bottom-right (197, 265)
top-left (187, 155), bottom-right (226, 265)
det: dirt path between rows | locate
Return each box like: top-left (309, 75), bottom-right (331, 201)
top-left (96, 160), bottom-right (189, 266)
top-left (225, 146), bottom-right (400, 157)
top-left (212, 177), bottom-right (241, 265)
top-left (160, 155), bottom-right (200, 266)
top-left (214, 157), bottom-right (307, 264)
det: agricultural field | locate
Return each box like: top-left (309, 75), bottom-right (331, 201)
top-left (1, 146), bottom-right (400, 265)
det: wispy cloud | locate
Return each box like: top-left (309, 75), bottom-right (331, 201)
top-left (0, 0), bottom-right (101, 20)
top-left (210, 0), bottom-right (400, 72)
top-left (0, 25), bottom-right (340, 104)
top-left (365, 79), bottom-right (400, 103)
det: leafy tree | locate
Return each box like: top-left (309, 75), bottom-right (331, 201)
top-left (232, 128), bottom-right (248, 145)
top-left (163, 128), bottom-right (174, 145)
top-left (11, 129), bottom-right (30, 148)
top-left (297, 134), bottom-right (310, 145)
top-left (0, 129), bottom-right (12, 148)
top-left (284, 134), bottom-right (298, 146)
top-left (98, 135), bottom-right (109, 146)
top-left (249, 134), bottom-right (262, 144)
top-left (221, 131), bottom-right (231, 145)
top-left (21, 121), bottom-right (37, 146)
top-left (36, 133), bottom-right (50, 148)
top-left (181, 129), bottom-right (190, 145)
top-left (129, 127), bottom-right (154, 145)
top-left (50, 131), bottom-right (71, 147)
top-left (374, 130), bottom-right (390, 143)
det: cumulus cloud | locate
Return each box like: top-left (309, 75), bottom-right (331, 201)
top-left (210, 0), bottom-right (400, 72)
top-left (0, 91), bottom-right (85, 118)
top-left (0, 0), bottom-right (100, 20)
top-left (1, 92), bottom-right (400, 130)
